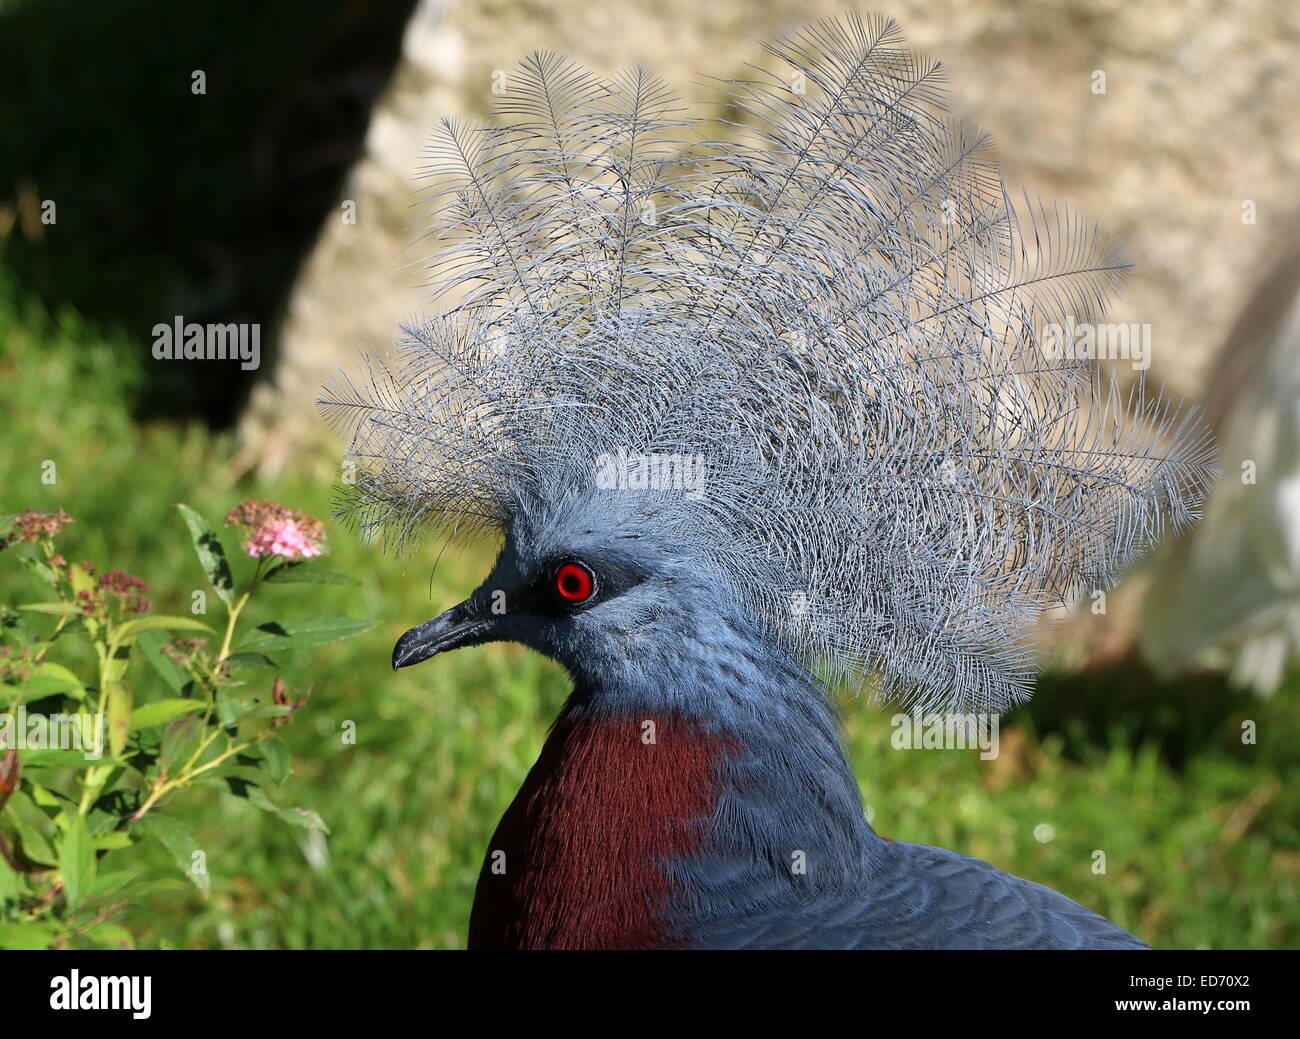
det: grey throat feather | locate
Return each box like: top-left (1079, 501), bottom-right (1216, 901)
top-left (320, 13), bottom-right (1216, 714)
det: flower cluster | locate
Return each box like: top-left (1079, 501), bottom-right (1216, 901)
top-left (2, 509), bottom-right (74, 547)
top-left (225, 500), bottom-right (325, 561)
top-left (0, 496), bottom-right (357, 945)
top-left (0, 644), bottom-right (34, 683)
top-left (98, 569), bottom-right (151, 614)
top-left (161, 636), bottom-right (209, 665)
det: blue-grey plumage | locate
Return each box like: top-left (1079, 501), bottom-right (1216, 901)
top-left (691, 841), bottom-right (1149, 949)
top-left (322, 13), bottom-right (1206, 949)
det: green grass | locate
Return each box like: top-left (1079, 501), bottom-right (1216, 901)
top-left (2, 281), bottom-right (1297, 949)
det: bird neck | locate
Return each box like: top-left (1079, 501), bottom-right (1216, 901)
top-left (468, 647), bottom-right (883, 948)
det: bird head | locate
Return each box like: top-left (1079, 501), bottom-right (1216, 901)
top-left (321, 19), bottom-right (1214, 716)
top-left (390, 484), bottom-right (763, 700)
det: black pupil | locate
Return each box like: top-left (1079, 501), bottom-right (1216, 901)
top-left (561, 571), bottom-right (583, 596)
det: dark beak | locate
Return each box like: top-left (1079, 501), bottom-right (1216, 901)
top-left (392, 598), bottom-right (494, 670)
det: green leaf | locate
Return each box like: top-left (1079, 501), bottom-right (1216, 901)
top-left (258, 737), bottom-right (290, 785)
top-left (27, 779), bottom-right (65, 806)
top-left (81, 922), bottom-right (135, 949)
top-left (244, 703), bottom-right (295, 721)
top-left (136, 629), bottom-right (190, 693)
top-left (102, 644), bottom-right (130, 685)
top-left (214, 689), bottom-right (257, 727)
top-left (0, 606), bottom-right (37, 643)
top-left (66, 565), bottom-right (102, 638)
top-left (223, 651), bottom-right (280, 671)
top-left (105, 680), bottom-right (132, 758)
top-left (89, 868), bottom-right (142, 901)
top-left (17, 601), bottom-right (80, 616)
top-left (264, 563), bottom-right (358, 586)
top-left (114, 614), bottom-right (213, 647)
top-left (136, 815), bottom-right (210, 896)
top-left (32, 660), bottom-right (83, 689)
top-left (59, 812), bottom-right (96, 908)
top-left (0, 857), bottom-right (17, 902)
top-left (235, 617), bottom-right (378, 653)
top-left (158, 716), bottom-right (204, 776)
top-left (18, 748), bottom-right (119, 770)
top-left (17, 554), bottom-right (61, 590)
top-left (3, 791), bottom-right (57, 865)
top-left (92, 831), bottom-right (134, 851)
top-left (232, 779), bottom-right (327, 833)
top-left (0, 922), bottom-right (58, 950)
top-left (129, 698), bottom-right (205, 730)
top-left (13, 661), bottom-right (84, 704)
top-left (175, 504), bottom-right (234, 608)
top-left (67, 562), bottom-right (96, 596)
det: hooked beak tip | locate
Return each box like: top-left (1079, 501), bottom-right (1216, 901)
top-left (392, 599), bottom-right (489, 670)
top-left (391, 631), bottom-right (434, 670)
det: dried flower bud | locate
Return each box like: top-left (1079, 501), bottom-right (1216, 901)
top-left (271, 677), bottom-right (311, 728)
top-left (0, 749), bottom-right (18, 811)
top-left (161, 636), bottom-right (209, 664)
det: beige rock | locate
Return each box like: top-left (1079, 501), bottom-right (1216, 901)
top-left (241, 0), bottom-right (1300, 476)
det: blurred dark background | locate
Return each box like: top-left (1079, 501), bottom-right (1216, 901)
top-left (0, 0), bottom-right (417, 425)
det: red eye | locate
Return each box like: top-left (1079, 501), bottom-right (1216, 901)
top-left (554, 562), bottom-right (594, 603)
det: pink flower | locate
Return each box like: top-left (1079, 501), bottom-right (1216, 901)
top-left (243, 518), bottom-right (323, 560)
top-left (226, 500), bottom-right (326, 561)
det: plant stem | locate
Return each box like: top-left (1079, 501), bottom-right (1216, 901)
top-left (216, 556), bottom-right (268, 662)
top-left (130, 738), bottom-right (255, 824)
top-left (77, 634), bottom-right (114, 816)
top-left (216, 591), bottom-right (250, 661)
